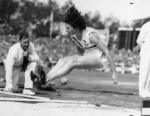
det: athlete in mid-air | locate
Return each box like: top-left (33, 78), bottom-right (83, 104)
top-left (46, 6), bottom-right (119, 85)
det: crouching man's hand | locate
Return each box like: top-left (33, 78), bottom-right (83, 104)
top-left (23, 51), bottom-right (29, 57)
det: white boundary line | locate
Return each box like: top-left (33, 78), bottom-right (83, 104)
top-left (0, 90), bottom-right (49, 100)
top-left (0, 97), bottom-right (88, 104)
top-left (0, 97), bottom-right (51, 103)
top-left (0, 89), bottom-right (88, 104)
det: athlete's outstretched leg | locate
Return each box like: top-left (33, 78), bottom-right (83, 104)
top-left (46, 59), bottom-right (75, 84)
top-left (48, 58), bottom-right (67, 75)
top-left (46, 53), bottom-right (103, 85)
top-left (47, 55), bottom-right (76, 75)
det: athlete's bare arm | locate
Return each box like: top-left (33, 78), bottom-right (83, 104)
top-left (89, 32), bottom-right (119, 84)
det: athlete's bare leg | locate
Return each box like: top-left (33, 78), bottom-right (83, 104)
top-left (47, 55), bottom-right (79, 76)
top-left (48, 58), bottom-right (67, 75)
top-left (46, 53), bottom-right (104, 85)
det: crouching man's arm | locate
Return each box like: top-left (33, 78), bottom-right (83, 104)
top-left (28, 42), bottom-right (40, 62)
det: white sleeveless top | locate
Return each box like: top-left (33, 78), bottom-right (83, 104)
top-left (71, 27), bottom-right (106, 57)
top-left (71, 27), bottom-right (95, 49)
top-left (71, 27), bottom-right (106, 49)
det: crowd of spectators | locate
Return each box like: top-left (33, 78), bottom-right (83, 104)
top-left (0, 35), bottom-right (140, 74)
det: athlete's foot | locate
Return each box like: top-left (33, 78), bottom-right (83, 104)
top-left (42, 85), bottom-right (56, 91)
top-left (46, 81), bottom-right (56, 87)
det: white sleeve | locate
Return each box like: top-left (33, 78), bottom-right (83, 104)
top-left (5, 47), bottom-right (16, 80)
top-left (28, 42), bottom-right (40, 62)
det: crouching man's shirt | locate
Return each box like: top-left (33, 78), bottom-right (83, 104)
top-left (5, 42), bottom-right (39, 79)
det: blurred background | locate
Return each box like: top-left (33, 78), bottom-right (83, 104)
top-left (0, 0), bottom-right (150, 74)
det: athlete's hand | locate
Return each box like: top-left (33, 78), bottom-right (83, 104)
top-left (112, 73), bottom-right (119, 84)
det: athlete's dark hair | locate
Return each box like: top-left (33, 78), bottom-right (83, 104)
top-left (19, 31), bottom-right (29, 40)
top-left (64, 6), bottom-right (86, 30)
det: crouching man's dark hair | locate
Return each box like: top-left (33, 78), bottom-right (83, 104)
top-left (19, 31), bottom-right (29, 40)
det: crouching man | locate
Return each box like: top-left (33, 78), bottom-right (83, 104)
top-left (4, 31), bottom-right (40, 96)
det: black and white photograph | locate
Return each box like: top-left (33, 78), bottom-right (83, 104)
top-left (0, 0), bottom-right (150, 116)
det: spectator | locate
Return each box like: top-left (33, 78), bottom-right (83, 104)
top-left (134, 21), bottom-right (150, 97)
